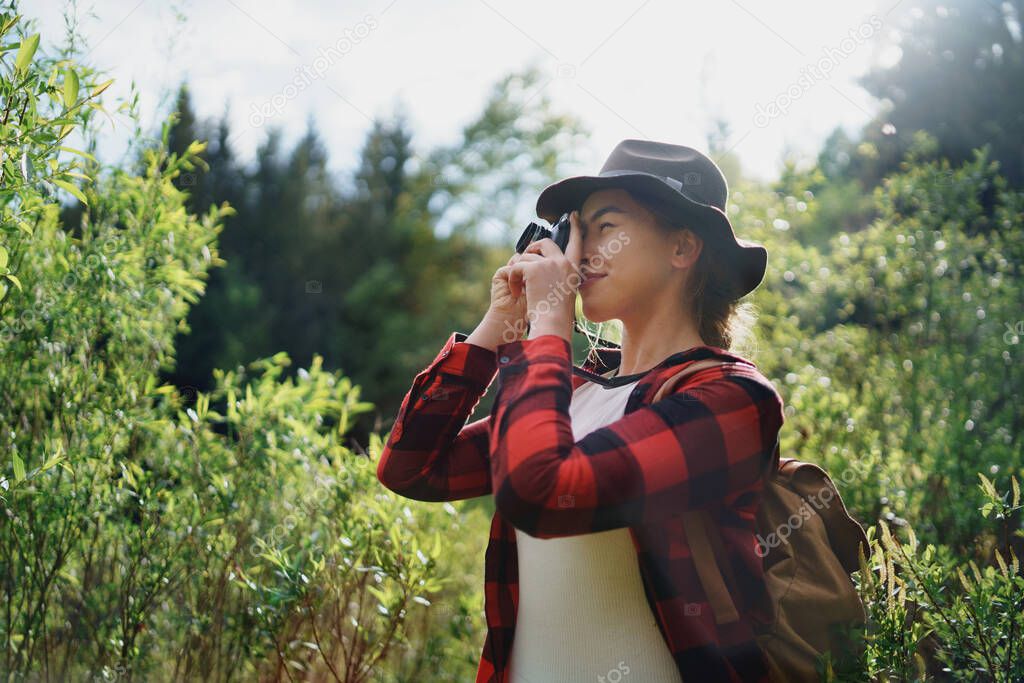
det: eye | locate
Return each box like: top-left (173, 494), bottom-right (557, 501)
top-left (598, 222), bottom-right (613, 231)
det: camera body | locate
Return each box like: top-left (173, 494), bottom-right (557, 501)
top-left (515, 212), bottom-right (571, 254)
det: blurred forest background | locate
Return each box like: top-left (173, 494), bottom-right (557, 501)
top-left (2, 0), bottom-right (1023, 680)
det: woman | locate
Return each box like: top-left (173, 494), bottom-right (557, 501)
top-left (377, 139), bottom-right (785, 683)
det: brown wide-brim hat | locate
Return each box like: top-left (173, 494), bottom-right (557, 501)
top-left (536, 138), bottom-right (767, 299)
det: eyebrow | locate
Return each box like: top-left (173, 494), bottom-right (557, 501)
top-left (583, 205), bottom-right (629, 229)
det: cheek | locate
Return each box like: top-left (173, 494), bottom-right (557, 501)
top-left (592, 235), bottom-right (632, 271)
top-left (610, 249), bottom-right (666, 294)
top-left (606, 243), bottom-right (640, 277)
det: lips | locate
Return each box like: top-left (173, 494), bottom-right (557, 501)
top-left (580, 273), bottom-right (607, 287)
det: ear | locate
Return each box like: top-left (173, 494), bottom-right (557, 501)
top-left (669, 229), bottom-right (703, 270)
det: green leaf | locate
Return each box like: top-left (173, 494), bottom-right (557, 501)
top-left (366, 585), bottom-right (388, 605)
top-left (1, 15), bottom-right (21, 35)
top-left (51, 178), bottom-right (88, 205)
top-left (977, 472), bottom-right (996, 497)
top-left (0, 245), bottom-right (7, 270)
top-left (40, 449), bottom-right (64, 473)
top-left (19, 151), bottom-right (32, 180)
top-left (90, 78), bottom-right (114, 98)
top-left (119, 461), bottom-right (137, 488)
top-left (57, 146), bottom-right (97, 163)
top-left (63, 68), bottom-right (79, 109)
top-left (5, 274), bottom-right (21, 292)
top-left (12, 453), bottom-right (25, 482)
top-left (13, 32), bottom-right (38, 72)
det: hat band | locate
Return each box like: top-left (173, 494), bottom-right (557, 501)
top-left (598, 168), bottom-right (693, 196)
top-left (661, 175), bottom-right (684, 192)
top-left (598, 169), bottom-right (716, 214)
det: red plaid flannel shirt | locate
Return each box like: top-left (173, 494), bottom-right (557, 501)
top-left (377, 331), bottom-right (786, 682)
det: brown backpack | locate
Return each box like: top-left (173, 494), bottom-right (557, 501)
top-left (653, 359), bottom-right (871, 682)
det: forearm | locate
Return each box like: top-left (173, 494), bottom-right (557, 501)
top-left (466, 314), bottom-right (522, 352)
top-left (467, 312), bottom-right (569, 351)
top-left (376, 332), bottom-right (498, 500)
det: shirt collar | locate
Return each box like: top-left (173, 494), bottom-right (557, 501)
top-left (576, 340), bottom-right (750, 388)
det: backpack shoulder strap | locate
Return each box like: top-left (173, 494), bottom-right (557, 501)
top-left (651, 358), bottom-right (739, 403)
top-left (681, 509), bottom-right (741, 625)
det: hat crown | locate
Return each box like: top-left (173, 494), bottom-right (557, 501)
top-left (599, 139), bottom-right (728, 211)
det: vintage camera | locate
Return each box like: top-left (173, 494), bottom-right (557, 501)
top-left (510, 210), bottom-right (597, 358)
top-left (515, 212), bottom-right (571, 254)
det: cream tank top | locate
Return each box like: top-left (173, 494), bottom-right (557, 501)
top-left (507, 369), bottom-right (684, 683)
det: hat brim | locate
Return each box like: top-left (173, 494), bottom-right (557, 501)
top-left (536, 172), bottom-right (767, 298)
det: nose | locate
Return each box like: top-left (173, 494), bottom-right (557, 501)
top-left (579, 234), bottom-right (596, 264)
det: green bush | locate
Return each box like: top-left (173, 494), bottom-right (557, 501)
top-left (1, 7), bottom-right (486, 681)
top-left (855, 474), bottom-right (1024, 681)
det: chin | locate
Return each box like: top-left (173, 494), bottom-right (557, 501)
top-left (580, 297), bottom-right (616, 323)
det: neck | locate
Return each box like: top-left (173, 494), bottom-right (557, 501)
top-left (615, 295), bottom-right (706, 376)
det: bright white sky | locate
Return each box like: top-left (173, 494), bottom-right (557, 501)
top-left (30, 0), bottom-right (907, 190)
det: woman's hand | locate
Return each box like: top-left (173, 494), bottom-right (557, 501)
top-left (465, 254), bottom-right (529, 352)
top-left (476, 252), bottom-right (530, 345)
top-left (508, 210), bottom-right (584, 341)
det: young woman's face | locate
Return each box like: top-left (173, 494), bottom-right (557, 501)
top-left (576, 187), bottom-right (700, 323)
